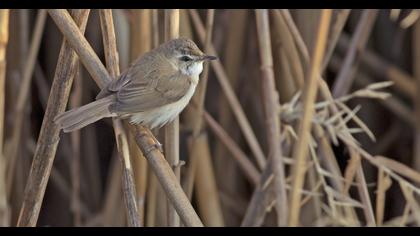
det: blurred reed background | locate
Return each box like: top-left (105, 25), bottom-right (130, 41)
top-left (1, 9), bottom-right (420, 227)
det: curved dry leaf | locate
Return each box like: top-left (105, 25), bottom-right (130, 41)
top-left (375, 155), bottom-right (420, 184)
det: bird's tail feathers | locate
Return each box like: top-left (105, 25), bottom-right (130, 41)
top-left (54, 96), bottom-right (116, 133)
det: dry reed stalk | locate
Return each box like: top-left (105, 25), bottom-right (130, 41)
top-left (179, 9), bottom-right (197, 201)
top-left (212, 12), bottom-right (248, 214)
top-left (203, 111), bottom-right (260, 185)
top-left (375, 168), bottom-right (390, 225)
top-left (101, 152), bottom-right (125, 226)
top-left (332, 10), bottom-right (378, 98)
top-left (47, 9), bottom-right (203, 227)
top-left (338, 34), bottom-right (415, 99)
top-left (182, 9), bottom-right (224, 226)
top-left (145, 9), bottom-right (159, 227)
top-left (188, 9), bottom-right (266, 170)
top-left (321, 9), bottom-right (351, 72)
top-left (99, 9), bottom-right (141, 227)
top-left (241, 159), bottom-right (274, 226)
top-left (146, 169), bottom-right (158, 226)
top-left (255, 9), bottom-right (288, 226)
top-left (288, 9), bottom-right (331, 227)
top-left (0, 9), bottom-right (9, 227)
top-left (329, 54), bottom-right (415, 127)
top-left (48, 166), bottom-right (91, 218)
top-left (278, 11), bottom-right (361, 223)
top-left (164, 9), bottom-right (181, 227)
top-left (413, 20), bottom-right (420, 171)
top-left (182, 8), bottom-right (214, 199)
top-left (351, 150), bottom-right (376, 226)
top-left (16, 9), bottom-right (87, 226)
top-left (278, 9), bottom-right (310, 62)
top-left (128, 10), bottom-right (152, 224)
top-left (69, 65), bottom-right (82, 226)
top-left (271, 9), bottom-right (304, 97)
top-left (278, 10), bottom-right (346, 195)
top-left (12, 9), bottom-right (63, 227)
top-left (5, 10), bottom-right (47, 198)
top-left (193, 133), bottom-right (224, 226)
top-left (133, 125), bottom-right (203, 227)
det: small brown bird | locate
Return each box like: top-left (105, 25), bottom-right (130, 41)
top-left (55, 37), bottom-right (217, 132)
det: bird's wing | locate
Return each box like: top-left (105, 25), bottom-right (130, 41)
top-left (109, 62), bottom-right (191, 114)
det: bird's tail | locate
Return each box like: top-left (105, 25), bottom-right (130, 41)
top-left (54, 96), bottom-right (116, 133)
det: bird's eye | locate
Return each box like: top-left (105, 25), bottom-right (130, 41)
top-left (180, 56), bottom-right (192, 62)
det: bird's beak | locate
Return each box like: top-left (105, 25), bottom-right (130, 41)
top-left (200, 55), bottom-right (218, 61)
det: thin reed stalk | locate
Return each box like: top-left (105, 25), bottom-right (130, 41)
top-left (14, 9), bottom-right (63, 227)
top-left (0, 9), bottom-right (9, 227)
top-left (288, 9), bottom-right (331, 227)
top-left (164, 9), bottom-right (181, 227)
top-left (332, 10), bottom-right (378, 98)
top-left (181, 11), bottom-right (224, 226)
top-left (128, 10), bottom-right (151, 224)
top-left (255, 9), bottom-right (288, 226)
top-left (69, 65), bottom-right (82, 226)
top-left (413, 19), bottom-right (420, 171)
top-left (203, 111), bottom-right (260, 185)
top-left (188, 9), bottom-right (266, 170)
top-left (99, 9), bottom-right (141, 227)
top-left (6, 10), bottom-right (47, 198)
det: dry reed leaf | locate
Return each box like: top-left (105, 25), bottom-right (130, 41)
top-left (336, 102), bottom-right (376, 142)
top-left (375, 155), bottom-right (420, 184)
top-left (399, 182), bottom-right (420, 225)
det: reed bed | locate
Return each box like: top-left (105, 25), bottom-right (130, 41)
top-left (1, 9), bottom-right (420, 227)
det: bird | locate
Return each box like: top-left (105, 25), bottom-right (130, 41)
top-left (54, 37), bottom-right (217, 133)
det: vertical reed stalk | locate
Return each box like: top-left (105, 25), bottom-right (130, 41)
top-left (0, 9), bottom-right (9, 227)
top-left (6, 10), bottom-right (47, 197)
top-left (413, 17), bottom-right (420, 171)
top-left (288, 9), bottom-right (331, 227)
top-left (255, 9), bottom-right (288, 226)
top-left (164, 9), bottom-right (181, 227)
top-left (99, 9), bottom-right (141, 227)
top-left (15, 9), bottom-right (65, 227)
top-left (128, 9), bottom-right (152, 225)
top-left (69, 65), bottom-right (82, 226)
top-left (184, 9), bottom-right (224, 226)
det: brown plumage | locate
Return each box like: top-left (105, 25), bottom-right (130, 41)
top-left (54, 37), bottom-right (217, 133)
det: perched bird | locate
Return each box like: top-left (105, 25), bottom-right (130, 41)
top-left (55, 37), bottom-right (217, 132)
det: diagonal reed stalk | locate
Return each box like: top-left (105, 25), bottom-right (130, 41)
top-left (255, 9), bottom-right (288, 226)
top-left (332, 9), bottom-right (378, 98)
top-left (188, 9), bottom-right (267, 170)
top-left (288, 9), bottom-right (331, 227)
top-left (46, 9), bottom-right (203, 227)
top-left (15, 9), bottom-right (69, 227)
top-left (183, 9), bottom-right (224, 226)
top-left (99, 9), bottom-right (141, 227)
